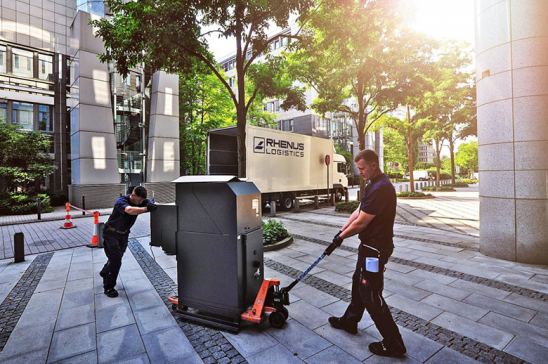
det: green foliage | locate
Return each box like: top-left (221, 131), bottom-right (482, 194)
top-left (415, 162), bottom-right (435, 170)
top-left (457, 178), bottom-right (478, 184)
top-left (0, 192), bottom-right (53, 215)
top-left (426, 167), bottom-right (451, 180)
top-left (262, 219), bottom-right (290, 246)
top-left (0, 123), bottom-right (55, 193)
top-left (383, 127), bottom-right (407, 172)
top-left (397, 192), bottom-right (432, 198)
top-left (455, 141), bottom-right (478, 175)
top-left (421, 185), bottom-right (456, 192)
top-left (335, 201), bottom-right (360, 214)
top-left (451, 182), bottom-right (469, 188)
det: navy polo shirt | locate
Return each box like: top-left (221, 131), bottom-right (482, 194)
top-left (358, 173), bottom-right (397, 250)
top-left (105, 195), bottom-right (149, 234)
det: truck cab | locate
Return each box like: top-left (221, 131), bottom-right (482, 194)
top-left (333, 153), bottom-right (348, 200)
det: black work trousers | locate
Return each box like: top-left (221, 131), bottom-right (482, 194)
top-left (100, 230), bottom-right (129, 290)
top-left (342, 243), bottom-right (404, 347)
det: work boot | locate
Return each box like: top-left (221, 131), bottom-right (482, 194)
top-left (368, 340), bottom-right (406, 358)
top-left (104, 288), bottom-right (119, 298)
top-left (328, 316), bottom-right (358, 335)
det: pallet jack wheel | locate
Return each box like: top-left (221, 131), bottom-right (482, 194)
top-left (279, 306), bottom-right (289, 320)
top-left (269, 311), bottom-right (286, 329)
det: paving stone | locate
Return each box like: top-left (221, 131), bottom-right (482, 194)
top-left (478, 312), bottom-right (548, 347)
top-left (54, 350), bottom-right (98, 364)
top-left (463, 293), bottom-right (536, 322)
top-left (48, 323), bottom-right (97, 363)
top-left (449, 279), bottom-right (511, 300)
top-left (414, 279), bottom-right (472, 301)
top-left (247, 343), bottom-right (303, 364)
top-left (55, 303), bottom-right (95, 331)
top-left (313, 270), bottom-right (353, 286)
top-left (385, 294), bottom-right (443, 321)
top-left (112, 353), bottom-right (150, 364)
top-left (95, 302), bottom-right (135, 333)
top-left (425, 347), bottom-right (480, 364)
top-left (504, 336), bottom-right (548, 364)
top-left (320, 300), bottom-right (374, 330)
top-left (267, 319), bottom-right (332, 360)
top-left (1, 321), bottom-right (55, 356)
top-left (421, 294), bottom-right (489, 321)
top-left (133, 304), bottom-right (178, 335)
top-left (291, 284), bottom-right (340, 308)
top-left (398, 327), bottom-right (444, 362)
top-left (35, 278), bottom-right (68, 293)
top-left (141, 326), bottom-right (202, 364)
top-left (303, 345), bottom-right (361, 364)
top-left (432, 312), bottom-right (513, 350)
top-left (363, 354), bottom-right (420, 363)
top-left (286, 299), bottom-right (333, 330)
top-left (503, 293), bottom-right (548, 314)
top-left (15, 288), bottom-right (63, 329)
top-left (530, 312), bottom-right (548, 330)
top-left (314, 324), bottom-right (375, 361)
top-left (0, 348), bottom-right (49, 364)
top-left (126, 289), bottom-right (165, 312)
top-left (384, 279), bottom-right (432, 301)
top-left (97, 324), bottom-right (146, 363)
top-left (222, 326), bottom-right (277, 358)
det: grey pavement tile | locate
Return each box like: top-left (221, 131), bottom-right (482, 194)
top-left (413, 279), bottom-right (472, 301)
top-left (386, 262), bottom-right (416, 274)
top-left (291, 284), bottom-right (340, 308)
top-left (247, 343), bottom-right (304, 364)
top-left (36, 277), bottom-right (68, 293)
top-left (320, 300), bottom-right (375, 330)
top-left (126, 289), bottom-right (165, 312)
top-left (504, 336), bottom-right (548, 364)
top-left (398, 327), bottom-right (443, 362)
top-left (67, 266), bottom-right (94, 282)
top-left (267, 319), bottom-right (332, 360)
top-left (384, 279), bottom-right (432, 301)
top-left (363, 354), bottom-right (420, 363)
top-left (64, 277), bottom-right (94, 292)
top-left (1, 321), bottom-right (55, 356)
top-left (96, 301), bottom-right (136, 333)
top-left (97, 324), bottom-right (146, 363)
top-left (421, 294), bottom-right (489, 321)
top-left (122, 277), bottom-right (154, 295)
top-left (313, 270), bottom-right (353, 286)
top-left (17, 289), bottom-right (64, 329)
top-left (385, 294), bottom-right (443, 321)
top-left (61, 288), bottom-right (95, 310)
top-left (141, 326), bottom-right (202, 364)
top-left (478, 312), bottom-right (548, 348)
top-left (223, 326), bottom-right (278, 358)
top-left (48, 323), bottom-right (97, 363)
top-left (0, 349), bottom-right (49, 364)
top-left (503, 293), bottom-right (548, 314)
top-left (384, 270), bottom-right (425, 286)
top-left (448, 279), bottom-right (511, 300)
top-left (304, 345), bottom-right (362, 364)
top-left (463, 292), bottom-right (536, 322)
top-left (110, 354), bottom-right (150, 364)
top-left (530, 312), bottom-right (548, 330)
top-left (55, 303), bottom-right (95, 331)
top-left (95, 288), bottom-right (130, 309)
top-left (133, 305), bottom-right (178, 335)
top-left (425, 347), bottom-right (480, 364)
top-left (314, 324), bottom-right (375, 361)
top-left (53, 350), bottom-right (98, 364)
top-left (432, 312), bottom-right (514, 350)
top-left (286, 299), bottom-right (332, 330)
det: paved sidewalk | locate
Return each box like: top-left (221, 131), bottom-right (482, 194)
top-left (0, 206), bottom-right (113, 227)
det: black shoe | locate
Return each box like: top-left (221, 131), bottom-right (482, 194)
top-left (328, 317), bottom-right (358, 335)
top-left (104, 288), bottom-right (119, 298)
top-left (368, 341), bottom-right (406, 358)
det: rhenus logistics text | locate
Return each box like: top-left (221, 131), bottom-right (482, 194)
top-left (254, 137), bottom-right (305, 157)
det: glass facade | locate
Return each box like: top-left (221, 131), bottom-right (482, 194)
top-left (0, 101), bottom-right (7, 123)
top-left (12, 102), bottom-right (34, 130)
top-left (77, 0), bottom-right (105, 16)
top-left (38, 104), bottom-right (53, 132)
top-left (38, 54), bottom-right (53, 81)
top-left (0, 45), bottom-right (6, 74)
top-left (12, 48), bottom-right (34, 78)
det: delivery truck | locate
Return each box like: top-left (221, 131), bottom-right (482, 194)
top-left (207, 125), bottom-right (349, 210)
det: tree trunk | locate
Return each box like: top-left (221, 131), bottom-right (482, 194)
top-left (434, 138), bottom-right (441, 187)
top-left (406, 106), bottom-right (415, 193)
top-left (449, 138), bottom-right (456, 185)
top-left (235, 2), bottom-right (247, 178)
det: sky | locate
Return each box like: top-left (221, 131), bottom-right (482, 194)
top-left (207, 0), bottom-right (476, 61)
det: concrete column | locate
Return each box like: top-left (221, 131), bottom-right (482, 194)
top-left (146, 71), bottom-right (180, 182)
top-left (476, 0), bottom-right (548, 264)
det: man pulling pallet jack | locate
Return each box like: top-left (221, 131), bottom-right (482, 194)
top-left (324, 149), bottom-right (407, 358)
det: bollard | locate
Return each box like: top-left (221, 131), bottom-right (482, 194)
top-left (61, 202), bottom-right (75, 229)
top-left (87, 211), bottom-right (100, 248)
top-left (399, 185), bottom-right (402, 192)
top-left (294, 198), bottom-right (300, 212)
top-left (36, 198), bottom-right (41, 220)
top-left (271, 201), bottom-right (276, 216)
top-left (82, 196), bottom-right (86, 215)
top-left (415, 182), bottom-right (419, 190)
top-left (331, 193), bottom-right (336, 206)
top-left (14, 232), bottom-right (25, 263)
top-left (357, 190), bottom-right (360, 201)
top-left (345, 189), bottom-right (349, 202)
top-left (314, 196), bottom-right (319, 209)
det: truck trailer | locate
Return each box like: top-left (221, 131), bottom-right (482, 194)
top-left (207, 125), bottom-right (348, 210)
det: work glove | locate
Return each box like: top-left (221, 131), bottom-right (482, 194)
top-left (146, 203), bottom-right (158, 212)
top-left (325, 230), bottom-right (344, 256)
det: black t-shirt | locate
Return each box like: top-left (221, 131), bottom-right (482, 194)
top-left (105, 195), bottom-right (149, 234)
top-left (358, 173), bottom-right (397, 250)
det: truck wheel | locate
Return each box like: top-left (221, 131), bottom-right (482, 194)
top-left (281, 196), bottom-right (294, 210)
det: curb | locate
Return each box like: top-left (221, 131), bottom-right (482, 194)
top-left (264, 236), bottom-right (294, 252)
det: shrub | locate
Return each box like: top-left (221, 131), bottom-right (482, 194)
top-left (335, 200), bottom-right (360, 213)
top-left (457, 178), bottom-right (478, 185)
top-left (421, 185), bottom-right (456, 192)
top-left (0, 192), bottom-right (53, 215)
top-left (263, 219), bottom-right (290, 246)
top-left (451, 182), bottom-right (469, 188)
top-left (397, 191), bottom-right (433, 198)
top-left (386, 172), bottom-right (404, 179)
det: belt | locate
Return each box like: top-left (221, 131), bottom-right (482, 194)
top-left (104, 225), bottom-right (128, 235)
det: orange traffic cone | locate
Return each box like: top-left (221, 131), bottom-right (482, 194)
top-left (60, 202), bottom-right (76, 229)
top-left (87, 211), bottom-right (100, 248)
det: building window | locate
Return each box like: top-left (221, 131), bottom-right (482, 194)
top-left (281, 119), bottom-right (293, 131)
top-left (12, 48), bottom-right (34, 78)
top-left (12, 102), bottom-right (34, 130)
top-left (228, 76), bottom-right (235, 87)
top-left (135, 74), bottom-right (141, 90)
top-left (273, 100), bottom-right (280, 112)
top-left (0, 101), bottom-right (7, 123)
top-left (38, 54), bottom-right (53, 81)
top-left (0, 45), bottom-right (6, 74)
top-left (38, 104), bottom-right (52, 132)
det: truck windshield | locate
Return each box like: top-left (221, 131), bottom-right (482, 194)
top-left (337, 163), bottom-right (346, 173)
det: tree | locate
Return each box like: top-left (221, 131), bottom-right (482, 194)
top-left (94, 0), bottom-right (311, 177)
top-left (455, 141), bottom-right (478, 177)
top-left (382, 126), bottom-right (407, 173)
top-left (0, 123), bottom-right (55, 194)
top-left (287, 0), bottom-right (408, 158)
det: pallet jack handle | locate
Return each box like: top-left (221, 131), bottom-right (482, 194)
top-left (281, 252), bottom-right (327, 293)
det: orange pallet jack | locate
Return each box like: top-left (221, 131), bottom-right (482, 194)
top-left (168, 252), bottom-right (328, 330)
